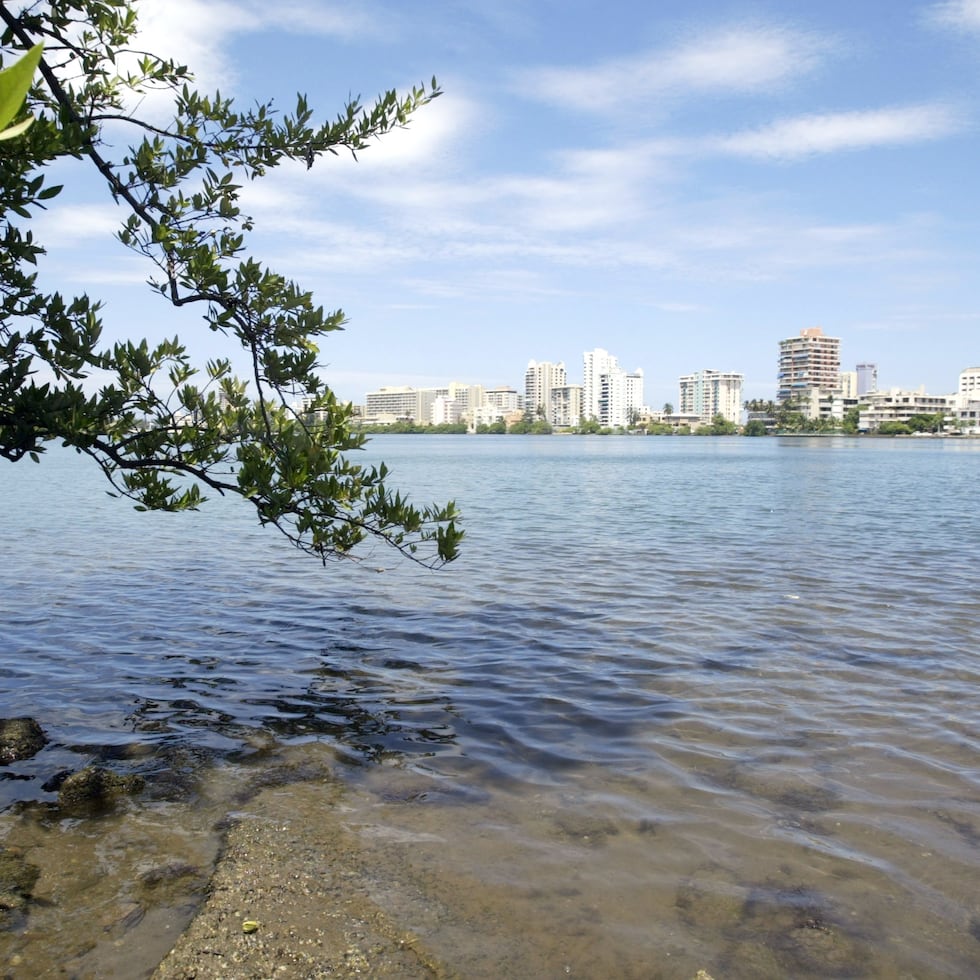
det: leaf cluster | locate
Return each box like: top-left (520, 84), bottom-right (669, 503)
top-left (0, 0), bottom-right (459, 565)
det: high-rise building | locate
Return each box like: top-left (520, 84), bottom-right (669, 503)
top-left (856, 363), bottom-right (878, 397)
top-left (524, 360), bottom-right (567, 421)
top-left (777, 327), bottom-right (841, 404)
top-left (678, 370), bottom-right (744, 425)
top-left (583, 348), bottom-right (618, 423)
top-left (624, 370), bottom-right (645, 424)
top-left (583, 348), bottom-right (644, 428)
top-left (551, 384), bottom-right (584, 427)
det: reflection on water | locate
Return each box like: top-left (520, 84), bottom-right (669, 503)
top-left (1, 437), bottom-right (979, 977)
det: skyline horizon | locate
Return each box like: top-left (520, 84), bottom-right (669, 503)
top-left (351, 341), bottom-right (975, 408)
top-left (18, 1), bottom-right (980, 413)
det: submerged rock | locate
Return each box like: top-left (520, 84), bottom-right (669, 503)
top-left (0, 847), bottom-right (41, 925)
top-left (0, 718), bottom-right (47, 764)
top-left (57, 766), bottom-right (145, 811)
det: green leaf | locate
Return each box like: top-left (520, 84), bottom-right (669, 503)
top-left (0, 43), bottom-right (43, 133)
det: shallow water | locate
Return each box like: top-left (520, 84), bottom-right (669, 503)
top-left (1, 436), bottom-right (979, 977)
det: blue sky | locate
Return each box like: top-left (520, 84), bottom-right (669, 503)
top-left (31, 0), bottom-right (980, 408)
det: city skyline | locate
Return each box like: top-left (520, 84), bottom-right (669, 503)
top-left (359, 358), bottom-right (980, 432)
top-left (24, 1), bottom-right (980, 411)
top-left (358, 333), bottom-right (971, 412)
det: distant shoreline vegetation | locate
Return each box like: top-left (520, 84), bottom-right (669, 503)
top-left (357, 422), bottom-right (980, 439)
top-left (353, 412), bottom-right (973, 437)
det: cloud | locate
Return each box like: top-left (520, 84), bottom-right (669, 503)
top-left (927, 0), bottom-right (980, 32)
top-left (31, 204), bottom-right (123, 246)
top-left (313, 137), bottom-right (668, 238)
top-left (353, 89), bottom-right (478, 172)
top-left (517, 25), bottom-right (832, 113)
top-left (63, 261), bottom-right (150, 286)
top-left (714, 103), bottom-right (965, 159)
top-left (132, 1), bottom-right (384, 95)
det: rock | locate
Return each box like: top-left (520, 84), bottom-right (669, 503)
top-left (56, 766), bottom-right (145, 811)
top-left (0, 847), bottom-right (41, 924)
top-left (0, 717), bottom-right (47, 764)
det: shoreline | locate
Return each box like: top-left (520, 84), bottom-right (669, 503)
top-left (151, 773), bottom-right (448, 980)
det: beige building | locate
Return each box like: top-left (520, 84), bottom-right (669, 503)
top-left (778, 327), bottom-right (841, 404)
top-left (525, 361), bottom-right (567, 420)
top-left (448, 382), bottom-right (485, 417)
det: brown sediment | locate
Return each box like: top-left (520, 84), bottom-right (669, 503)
top-left (151, 777), bottom-right (452, 980)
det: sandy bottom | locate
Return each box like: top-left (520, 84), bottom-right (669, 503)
top-left (151, 776), bottom-right (451, 980)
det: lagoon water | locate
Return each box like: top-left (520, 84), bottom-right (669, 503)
top-left (1, 435), bottom-right (979, 977)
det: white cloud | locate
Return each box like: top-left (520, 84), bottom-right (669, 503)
top-left (479, 145), bottom-right (654, 232)
top-left (928, 0), bottom-right (980, 32)
top-left (32, 204), bottom-right (123, 246)
top-left (319, 138), bottom-right (667, 238)
top-left (353, 89), bottom-right (478, 172)
top-left (715, 103), bottom-right (964, 159)
top-left (517, 25), bottom-right (832, 113)
top-left (134, 1), bottom-right (382, 93)
top-left (64, 261), bottom-right (150, 286)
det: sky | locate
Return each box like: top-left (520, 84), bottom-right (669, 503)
top-left (26, 0), bottom-right (980, 409)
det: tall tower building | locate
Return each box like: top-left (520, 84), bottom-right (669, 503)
top-left (777, 327), bottom-right (841, 404)
top-left (524, 360), bottom-right (567, 420)
top-left (583, 348), bottom-right (644, 428)
top-left (856, 363), bottom-right (878, 397)
top-left (583, 348), bottom-right (619, 423)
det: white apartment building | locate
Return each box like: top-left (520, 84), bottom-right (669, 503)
top-left (431, 395), bottom-right (462, 426)
top-left (678, 370), bottom-right (744, 426)
top-left (583, 348), bottom-right (617, 422)
top-left (624, 371), bottom-right (645, 424)
top-left (949, 368), bottom-right (980, 433)
top-left (485, 387), bottom-right (523, 412)
top-left (958, 367), bottom-right (980, 401)
top-left (524, 361), bottom-right (567, 420)
top-left (469, 403), bottom-right (507, 429)
top-left (551, 384), bottom-right (583, 428)
top-left (583, 348), bottom-right (644, 428)
top-left (858, 388), bottom-right (954, 431)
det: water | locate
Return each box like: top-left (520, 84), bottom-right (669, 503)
top-left (1, 436), bottom-right (978, 978)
